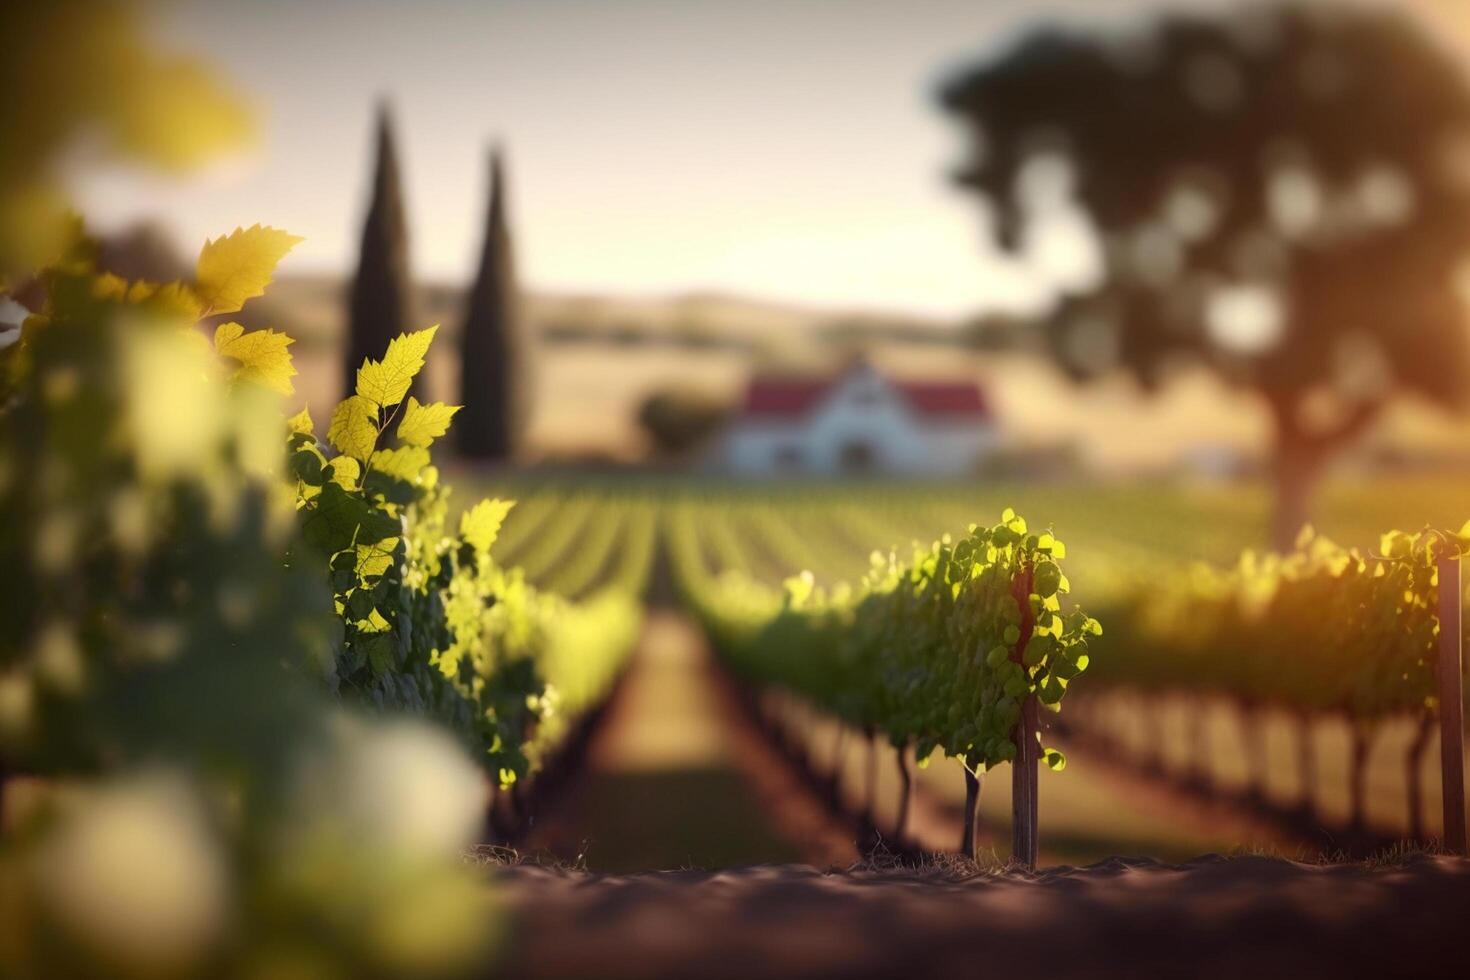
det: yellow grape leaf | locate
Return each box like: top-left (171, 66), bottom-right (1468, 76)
top-left (357, 540), bottom-right (399, 580)
top-left (327, 394), bottom-right (379, 460)
top-left (287, 406), bottom-right (314, 436)
top-left (460, 498), bottom-right (515, 554)
top-left (195, 225), bottom-right (303, 315)
top-left (213, 322), bottom-right (297, 395)
top-left (126, 280), bottom-right (203, 320)
top-left (396, 397), bottom-right (460, 447)
top-left (355, 324), bottom-right (438, 408)
top-left (368, 445), bottom-right (430, 482)
top-left (326, 455), bottom-right (361, 489)
top-left (93, 273), bottom-right (129, 301)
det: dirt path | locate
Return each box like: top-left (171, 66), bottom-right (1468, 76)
top-left (522, 611), bottom-right (859, 870)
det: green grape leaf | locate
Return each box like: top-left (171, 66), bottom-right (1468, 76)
top-left (345, 589), bottom-right (376, 621)
top-left (1034, 560), bottom-right (1063, 598)
top-left (302, 482), bottom-right (400, 554)
top-left (359, 632), bottom-right (397, 674)
top-left (290, 448), bottom-right (325, 487)
top-left (1023, 635), bottom-right (1054, 668)
top-left (1043, 748), bottom-right (1067, 771)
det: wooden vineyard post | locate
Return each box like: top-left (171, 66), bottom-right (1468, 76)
top-left (962, 768), bottom-right (980, 858)
top-left (895, 743), bottom-right (912, 842)
top-left (1437, 548), bottom-right (1466, 855)
top-left (1010, 563), bottom-right (1039, 869)
top-left (1012, 694), bottom-right (1040, 868)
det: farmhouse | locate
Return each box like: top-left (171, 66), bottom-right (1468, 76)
top-left (719, 358), bottom-right (997, 476)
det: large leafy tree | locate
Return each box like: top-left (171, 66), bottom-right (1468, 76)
top-left (941, 2), bottom-right (1470, 546)
top-left (344, 103), bottom-right (413, 401)
top-left (457, 147), bottom-right (527, 461)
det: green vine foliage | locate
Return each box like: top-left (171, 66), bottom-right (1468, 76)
top-left (675, 507), bottom-right (1100, 774)
top-left (1086, 525), bottom-right (1466, 722)
top-left (289, 326), bottom-right (639, 786)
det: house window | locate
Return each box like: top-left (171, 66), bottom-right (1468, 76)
top-left (839, 440), bottom-right (876, 473)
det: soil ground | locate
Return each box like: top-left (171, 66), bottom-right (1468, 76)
top-left (491, 854), bottom-right (1470, 980)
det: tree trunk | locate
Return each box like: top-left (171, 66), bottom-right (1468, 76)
top-left (489, 783), bottom-right (513, 841)
top-left (1193, 696), bottom-right (1214, 793)
top-left (1266, 394), bottom-right (1382, 552)
top-left (1147, 692), bottom-right (1170, 775)
top-left (830, 724), bottom-right (846, 801)
top-left (510, 779), bottom-right (529, 830)
top-left (1271, 448), bottom-right (1320, 553)
top-left (961, 768), bottom-right (980, 859)
top-left (1240, 701), bottom-right (1269, 801)
top-left (1406, 714), bottom-right (1434, 842)
top-left (864, 727), bottom-right (878, 828)
top-left (788, 696), bottom-right (808, 770)
top-left (1348, 723), bottom-right (1371, 832)
top-left (1296, 711), bottom-right (1316, 815)
top-left (895, 744), bottom-right (913, 842)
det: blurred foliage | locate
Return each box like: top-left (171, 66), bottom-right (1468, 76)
top-left (0, 226), bottom-right (494, 978)
top-left (1087, 523), bottom-right (1465, 722)
top-left (1, 0), bottom-right (252, 285)
top-left (636, 386), bottom-right (730, 458)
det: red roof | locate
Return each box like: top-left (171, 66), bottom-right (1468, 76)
top-left (894, 381), bottom-right (989, 417)
top-left (739, 368), bottom-right (990, 421)
top-left (743, 378), bottom-right (832, 416)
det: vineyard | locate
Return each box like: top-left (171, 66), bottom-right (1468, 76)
top-left (455, 476), bottom-right (1470, 862)
top-left (1, 226), bottom-right (1468, 977)
top-left (12, 0), bottom-right (1470, 975)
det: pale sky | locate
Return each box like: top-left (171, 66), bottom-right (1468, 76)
top-left (76, 0), bottom-right (1448, 320)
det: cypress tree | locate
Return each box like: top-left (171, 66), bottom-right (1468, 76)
top-left (344, 102), bottom-right (412, 399)
top-left (457, 146), bottom-right (525, 460)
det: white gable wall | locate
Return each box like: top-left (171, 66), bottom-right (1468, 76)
top-left (722, 366), bottom-right (997, 477)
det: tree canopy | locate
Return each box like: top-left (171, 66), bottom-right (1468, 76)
top-left (940, 2), bottom-right (1470, 541)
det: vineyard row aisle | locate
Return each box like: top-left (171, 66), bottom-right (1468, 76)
top-left (521, 612), bottom-right (859, 870)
